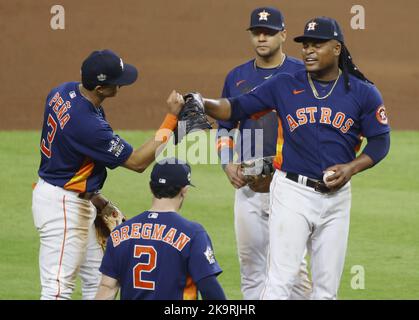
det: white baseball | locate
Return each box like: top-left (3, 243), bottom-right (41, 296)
top-left (323, 170), bottom-right (336, 185)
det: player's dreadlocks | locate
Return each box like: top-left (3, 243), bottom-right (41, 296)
top-left (339, 44), bottom-right (373, 91)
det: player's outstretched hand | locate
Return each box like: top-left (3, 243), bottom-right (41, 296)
top-left (223, 163), bottom-right (247, 189)
top-left (323, 163), bottom-right (355, 191)
top-left (167, 90), bottom-right (185, 116)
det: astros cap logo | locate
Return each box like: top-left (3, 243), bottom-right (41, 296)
top-left (307, 21), bottom-right (317, 31)
top-left (258, 10), bottom-right (270, 21)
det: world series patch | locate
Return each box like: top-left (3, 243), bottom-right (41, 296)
top-left (204, 246), bottom-right (216, 264)
top-left (107, 136), bottom-right (125, 157)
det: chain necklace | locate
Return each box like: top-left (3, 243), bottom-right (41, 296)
top-left (307, 69), bottom-right (342, 100)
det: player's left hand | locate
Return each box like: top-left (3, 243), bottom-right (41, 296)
top-left (323, 163), bottom-right (356, 191)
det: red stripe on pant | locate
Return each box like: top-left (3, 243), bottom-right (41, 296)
top-left (55, 195), bottom-right (67, 299)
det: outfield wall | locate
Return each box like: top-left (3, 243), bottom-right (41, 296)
top-left (1, 0), bottom-right (418, 130)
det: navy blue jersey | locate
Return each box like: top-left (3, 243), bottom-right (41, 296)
top-left (38, 82), bottom-right (133, 192)
top-left (100, 211), bottom-right (222, 300)
top-left (217, 57), bottom-right (304, 161)
top-left (229, 70), bottom-right (391, 180)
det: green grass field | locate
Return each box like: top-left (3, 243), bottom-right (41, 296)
top-left (0, 130), bottom-right (418, 300)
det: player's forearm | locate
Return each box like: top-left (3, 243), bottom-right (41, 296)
top-left (197, 276), bottom-right (227, 300)
top-left (123, 137), bottom-right (166, 173)
top-left (327, 132), bottom-right (390, 187)
top-left (95, 274), bottom-right (120, 300)
top-left (347, 153), bottom-right (375, 176)
top-left (203, 98), bottom-right (232, 121)
top-left (349, 133), bottom-right (390, 175)
top-left (94, 284), bottom-right (119, 300)
top-left (90, 193), bottom-right (110, 211)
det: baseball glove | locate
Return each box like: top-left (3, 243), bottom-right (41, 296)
top-left (173, 92), bottom-right (212, 145)
top-left (241, 156), bottom-right (275, 193)
top-left (94, 201), bottom-right (125, 250)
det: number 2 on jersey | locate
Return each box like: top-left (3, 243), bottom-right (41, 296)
top-left (133, 245), bottom-right (157, 290)
top-left (40, 114), bottom-right (58, 158)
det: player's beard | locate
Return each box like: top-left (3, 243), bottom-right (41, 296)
top-left (256, 43), bottom-right (281, 59)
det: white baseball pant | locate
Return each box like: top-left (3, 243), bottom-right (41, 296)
top-left (261, 171), bottom-right (351, 300)
top-left (32, 178), bottom-right (103, 300)
top-left (235, 185), bottom-right (312, 300)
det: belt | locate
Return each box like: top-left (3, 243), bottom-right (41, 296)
top-left (285, 172), bottom-right (331, 194)
top-left (78, 191), bottom-right (98, 200)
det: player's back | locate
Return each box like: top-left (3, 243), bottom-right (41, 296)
top-left (101, 210), bottom-right (222, 300)
top-left (38, 81), bottom-right (133, 192)
top-left (39, 81), bottom-right (99, 184)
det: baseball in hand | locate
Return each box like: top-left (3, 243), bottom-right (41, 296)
top-left (323, 170), bottom-right (336, 186)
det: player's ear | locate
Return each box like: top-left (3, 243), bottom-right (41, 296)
top-left (279, 29), bottom-right (287, 42)
top-left (333, 41), bottom-right (342, 57)
top-left (94, 85), bottom-right (104, 95)
top-left (180, 186), bottom-right (189, 198)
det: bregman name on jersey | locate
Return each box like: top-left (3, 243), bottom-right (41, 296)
top-left (110, 223), bottom-right (191, 252)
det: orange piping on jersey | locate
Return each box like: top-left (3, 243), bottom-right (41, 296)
top-left (63, 158), bottom-right (95, 193)
top-left (183, 275), bottom-right (198, 300)
top-left (355, 135), bottom-right (364, 154)
top-left (249, 108), bottom-right (274, 120)
top-left (216, 136), bottom-right (234, 152)
top-left (273, 116), bottom-right (284, 170)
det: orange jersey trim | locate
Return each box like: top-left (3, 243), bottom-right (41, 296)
top-left (355, 135), bottom-right (364, 153)
top-left (249, 109), bottom-right (274, 120)
top-left (63, 158), bottom-right (95, 193)
top-left (183, 275), bottom-right (197, 300)
top-left (273, 116), bottom-right (284, 170)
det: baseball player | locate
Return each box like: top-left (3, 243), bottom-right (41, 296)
top-left (176, 16), bottom-right (391, 299)
top-left (216, 7), bottom-right (311, 300)
top-left (32, 49), bottom-right (184, 300)
top-left (95, 158), bottom-right (226, 300)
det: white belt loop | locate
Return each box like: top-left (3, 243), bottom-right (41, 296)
top-left (298, 175), bottom-right (304, 185)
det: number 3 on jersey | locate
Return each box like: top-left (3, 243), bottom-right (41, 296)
top-left (133, 245), bottom-right (157, 290)
top-left (40, 114), bottom-right (58, 158)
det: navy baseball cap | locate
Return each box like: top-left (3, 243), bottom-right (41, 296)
top-left (150, 158), bottom-right (195, 188)
top-left (81, 49), bottom-right (138, 88)
top-left (294, 17), bottom-right (344, 43)
top-left (247, 7), bottom-right (285, 31)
